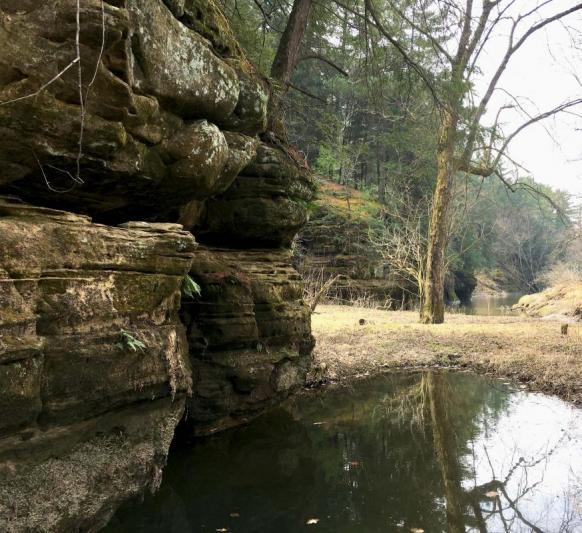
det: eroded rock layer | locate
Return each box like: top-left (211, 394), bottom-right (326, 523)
top-left (181, 247), bottom-right (314, 435)
top-left (0, 197), bottom-right (196, 530)
top-left (197, 142), bottom-right (314, 247)
top-left (294, 181), bottom-right (474, 307)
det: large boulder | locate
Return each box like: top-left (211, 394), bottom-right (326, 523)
top-left (0, 196), bottom-right (196, 530)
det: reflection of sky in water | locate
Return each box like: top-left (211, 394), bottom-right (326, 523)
top-left (461, 390), bottom-right (582, 531)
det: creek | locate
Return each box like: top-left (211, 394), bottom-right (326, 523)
top-left (105, 372), bottom-right (582, 532)
top-left (455, 293), bottom-right (524, 316)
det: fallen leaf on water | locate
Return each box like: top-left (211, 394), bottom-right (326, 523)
top-left (485, 491), bottom-right (499, 498)
top-left (229, 513), bottom-right (240, 518)
top-left (306, 518), bottom-right (320, 525)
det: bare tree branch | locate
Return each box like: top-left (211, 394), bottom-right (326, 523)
top-left (494, 98), bottom-right (582, 167)
top-left (288, 81), bottom-right (328, 102)
top-left (463, 2), bottom-right (582, 162)
top-left (299, 54), bottom-right (349, 77)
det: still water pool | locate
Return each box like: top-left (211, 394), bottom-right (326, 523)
top-left (105, 372), bottom-right (582, 532)
top-left (455, 293), bottom-right (523, 316)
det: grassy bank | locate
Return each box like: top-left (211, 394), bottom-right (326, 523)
top-left (309, 305), bottom-right (582, 404)
top-left (514, 281), bottom-right (582, 320)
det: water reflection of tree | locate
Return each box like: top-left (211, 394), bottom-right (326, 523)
top-left (426, 372), bottom-right (465, 532)
top-left (463, 436), bottom-right (582, 532)
top-left (106, 372), bottom-right (581, 533)
top-left (289, 372), bottom-right (514, 531)
top-left (300, 371), bottom-right (515, 531)
top-left (298, 374), bottom-right (448, 531)
top-left (420, 372), bottom-right (581, 533)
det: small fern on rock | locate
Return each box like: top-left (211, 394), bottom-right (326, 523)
top-left (117, 329), bottom-right (146, 352)
top-left (182, 275), bottom-right (202, 299)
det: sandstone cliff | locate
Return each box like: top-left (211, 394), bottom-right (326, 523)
top-left (294, 180), bottom-right (410, 306)
top-left (0, 197), bottom-right (196, 531)
top-left (0, 0), bottom-right (314, 529)
top-left (182, 247), bottom-right (313, 434)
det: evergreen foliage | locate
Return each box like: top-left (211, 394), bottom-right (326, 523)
top-left (219, 0), bottom-right (575, 296)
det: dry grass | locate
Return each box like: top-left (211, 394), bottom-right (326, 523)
top-left (310, 305), bottom-right (582, 404)
top-left (516, 281), bottom-right (582, 320)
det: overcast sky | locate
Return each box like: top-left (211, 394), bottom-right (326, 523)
top-left (474, 1), bottom-right (582, 199)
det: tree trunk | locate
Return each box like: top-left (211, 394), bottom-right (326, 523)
top-left (268, 0), bottom-right (313, 134)
top-left (420, 106), bottom-right (458, 324)
top-left (375, 135), bottom-right (385, 203)
top-left (271, 0), bottom-right (313, 84)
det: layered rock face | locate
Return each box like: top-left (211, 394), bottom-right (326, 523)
top-left (182, 247), bottom-right (313, 435)
top-left (0, 0), bottom-right (314, 527)
top-left (0, 197), bottom-right (196, 531)
top-left (178, 143), bottom-right (314, 434)
top-left (296, 203), bottom-right (400, 303)
top-left (178, 142), bottom-right (314, 434)
top-left (198, 143), bottom-right (314, 247)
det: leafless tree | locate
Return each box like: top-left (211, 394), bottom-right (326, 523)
top-left (369, 197), bottom-right (429, 305)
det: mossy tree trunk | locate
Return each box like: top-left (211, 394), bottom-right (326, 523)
top-left (420, 105), bottom-right (458, 324)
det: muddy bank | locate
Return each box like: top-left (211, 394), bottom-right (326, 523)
top-left (308, 305), bottom-right (582, 405)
